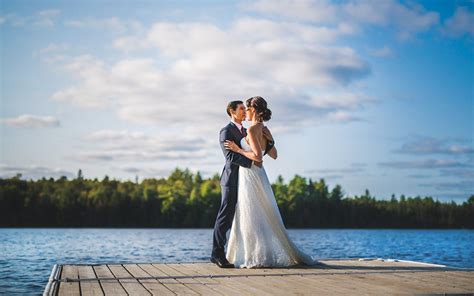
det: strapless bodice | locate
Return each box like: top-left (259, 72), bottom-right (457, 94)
top-left (240, 137), bottom-right (251, 152)
top-left (240, 137), bottom-right (265, 152)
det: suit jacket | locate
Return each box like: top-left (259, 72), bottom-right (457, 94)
top-left (219, 122), bottom-right (252, 186)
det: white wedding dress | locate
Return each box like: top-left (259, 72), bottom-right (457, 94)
top-left (226, 137), bottom-right (318, 268)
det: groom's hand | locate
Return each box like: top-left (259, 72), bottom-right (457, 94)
top-left (254, 160), bottom-right (263, 167)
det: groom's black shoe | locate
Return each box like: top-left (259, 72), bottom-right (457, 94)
top-left (210, 255), bottom-right (234, 268)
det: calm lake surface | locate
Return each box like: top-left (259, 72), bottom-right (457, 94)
top-left (1, 228), bottom-right (473, 294)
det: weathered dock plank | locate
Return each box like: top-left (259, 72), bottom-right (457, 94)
top-left (142, 263), bottom-right (198, 295)
top-left (93, 265), bottom-right (127, 295)
top-left (108, 264), bottom-right (151, 295)
top-left (123, 264), bottom-right (175, 296)
top-left (77, 265), bottom-right (103, 296)
top-left (44, 259), bottom-right (474, 295)
top-left (57, 265), bottom-right (80, 296)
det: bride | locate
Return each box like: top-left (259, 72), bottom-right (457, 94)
top-left (223, 96), bottom-right (319, 268)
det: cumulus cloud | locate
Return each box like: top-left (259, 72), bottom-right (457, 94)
top-left (1, 114), bottom-right (60, 128)
top-left (49, 17), bottom-right (374, 136)
top-left (441, 6), bottom-right (474, 38)
top-left (243, 0), bottom-right (439, 40)
top-left (345, 1), bottom-right (439, 40)
top-left (242, 0), bottom-right (339, 23)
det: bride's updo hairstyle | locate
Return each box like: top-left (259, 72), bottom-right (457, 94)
top-left (246, 96), bottom-right (272, 122)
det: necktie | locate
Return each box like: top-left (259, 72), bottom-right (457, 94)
top-left (240, 127), bottom-right (247, 137)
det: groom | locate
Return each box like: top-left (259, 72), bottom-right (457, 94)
top-left (210, 100), bottom-right (260, 268)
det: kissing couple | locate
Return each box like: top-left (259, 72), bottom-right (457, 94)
top-left (210, 96), bottom-right (320, 268)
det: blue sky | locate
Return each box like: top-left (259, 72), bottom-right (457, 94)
top-left (1, 0), bottom-right (473, 203)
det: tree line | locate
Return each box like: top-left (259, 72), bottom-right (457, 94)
top-left (1, 168), bottom-right (472, 228)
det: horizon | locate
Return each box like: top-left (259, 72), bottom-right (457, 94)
top-left (1, 0), bottom-right (473, 204)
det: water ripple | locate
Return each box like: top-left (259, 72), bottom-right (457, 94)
top-left (0, 228), bottom-right (472, 294)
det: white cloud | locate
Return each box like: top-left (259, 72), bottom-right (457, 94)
top-left (49, 18), bottom-right (374, 134)
top-left (394, 136), bottom-right (474, 155)
top-left (232, 17), bottom-right (358, 43)
top-left (33, 9), bottom-right (60, 27)
top-left (369, 46), bottom-right (393, 58)
top-left (33, 43), bottom-right (69, 63)
top-left (38, 43), bottom-right (69, 54)
top-left (344, 1), bottom-right (439, 40)
top-left (325, 110), bottom-right (366, 123)
top-left (241, 0), bottom-right (339, 23)
top-left (68, 129), bottom-right (215, 164)
top-left (41, 7), bottom-right (382, 177)
top-left (37, 9), bottom-right (60, 18)
top-left (441, 6), bottom-right (474, 38)
top-left (85, 130), bottom-right (148, 142)
top-left (0, 9), bottom-right (61, 28)
top-left (1, 114), bottom-right (60, 128)
top-left (309, 92), bottom-right (377, 109)
top-left (64, 17), bottom-right (143, 33)
top-left (244, 0), bottom-right (439, 40)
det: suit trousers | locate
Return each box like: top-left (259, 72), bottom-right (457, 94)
top-left (212, 185), bottom-right (238, 257)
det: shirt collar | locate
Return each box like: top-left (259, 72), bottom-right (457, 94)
top-left (231, 120), bottom-right (243, 131)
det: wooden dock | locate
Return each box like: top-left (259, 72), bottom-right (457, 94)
top-left (44, 258), bottom-right (474, 295)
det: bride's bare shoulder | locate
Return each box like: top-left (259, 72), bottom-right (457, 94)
top-left (248, 123), bottom-right (263, 134)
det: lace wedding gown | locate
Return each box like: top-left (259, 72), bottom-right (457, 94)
top-left (226, 137), bottom-right (318, 268)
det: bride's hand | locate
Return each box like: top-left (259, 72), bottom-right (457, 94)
top-left (224, 140), bottom-right (240, 153)
top-left (262, 126), bottom-right (273, 141)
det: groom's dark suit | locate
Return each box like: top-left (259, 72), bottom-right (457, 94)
top-left (212, 122), bottom-right (252, 258)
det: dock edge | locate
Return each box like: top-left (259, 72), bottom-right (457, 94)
top-left (43, 264), bottom-right (61, 296)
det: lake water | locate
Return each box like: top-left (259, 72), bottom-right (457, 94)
top-left (1, 228), bottom-right (473, 294)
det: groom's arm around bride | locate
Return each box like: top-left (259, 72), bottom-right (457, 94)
top-left (219, 126), bottom-right (253, 174)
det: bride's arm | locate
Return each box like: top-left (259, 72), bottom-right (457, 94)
top-left (266, 146), bottom-right (278, 159)
top-left (224, 126), bottom-right (263, 162)
top-left (262, 126), bottom-right (278, 159)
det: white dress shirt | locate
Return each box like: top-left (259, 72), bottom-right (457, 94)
top-left (231, 120), bottom-right (243, 132)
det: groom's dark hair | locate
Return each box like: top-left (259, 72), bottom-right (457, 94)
top-left (226, 100), bottom-right (243, 116)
